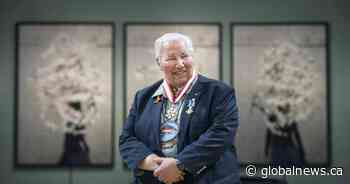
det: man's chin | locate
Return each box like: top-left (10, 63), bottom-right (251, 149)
top-left (174, 78), bottom-right (189, 88)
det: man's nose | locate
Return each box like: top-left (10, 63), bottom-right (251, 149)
top-left (176, 57), bottom-right (185, 67)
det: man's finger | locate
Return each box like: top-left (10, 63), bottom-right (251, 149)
top-left (153, 165), bottom-right (164, 177)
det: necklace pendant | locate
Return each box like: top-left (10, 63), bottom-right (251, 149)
top-left (165, 103), bottom-right (178, 121)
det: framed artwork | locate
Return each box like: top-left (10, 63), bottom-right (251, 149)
top-left (124, 22), bottom-right (222, 117)
top-left (232, 22), bottom-right (330, 167)
top-left (15, 22), bottom-right (115, 167)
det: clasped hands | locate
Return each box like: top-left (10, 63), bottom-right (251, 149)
top-left (138, 154), bottom-right (185, 184)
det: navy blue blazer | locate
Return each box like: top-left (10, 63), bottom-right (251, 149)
top-left (119, 75), bottom-right (240, 184)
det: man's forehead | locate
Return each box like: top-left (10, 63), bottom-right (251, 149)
top-left (162, 48), bottom-right (189, 57)
top-left (161, 41), bottom-right (188, 53)
top-left (162, 39), bottom-right (186, 48)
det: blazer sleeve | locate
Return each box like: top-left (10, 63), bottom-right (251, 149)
top-left (176, 87), bottom-right (239, 175)
top-left (119, 91), bottom-right (153, 170)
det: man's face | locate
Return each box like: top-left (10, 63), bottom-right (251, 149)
top-left (159, 40), bottom-right (194, 88)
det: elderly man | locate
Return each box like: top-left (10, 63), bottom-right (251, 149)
top-left (119, 33), bottom-right (240, 184)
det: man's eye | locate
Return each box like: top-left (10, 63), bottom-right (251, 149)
top-left (181, 55), bottom-right (188, 59)
top-left (166, 58), bottom-right (176, 61)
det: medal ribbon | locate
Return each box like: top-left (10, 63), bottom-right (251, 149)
top-left (163, 70), bottom-right (197, 103)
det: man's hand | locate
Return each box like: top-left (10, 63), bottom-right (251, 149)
top-left (137, 154), bottom-right (162, 171)
top-left (153, 158), bottom-right (185, 184)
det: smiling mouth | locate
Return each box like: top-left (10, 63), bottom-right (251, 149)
top-left (174, 73), bottom-right (187, 79)
top-left (173, 70), bottom-right (186, 75)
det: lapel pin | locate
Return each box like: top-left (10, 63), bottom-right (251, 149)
top-left (186, 98), bottom-right (196, 114)
top-left (154, 96), bottom-right (161, 104)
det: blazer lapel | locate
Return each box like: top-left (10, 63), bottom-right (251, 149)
top-left (149, 95), bottom-right (164, 153)
top-left (177, 77), bottom-right (204, 152)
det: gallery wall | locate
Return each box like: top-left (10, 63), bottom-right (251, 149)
top-left (0, 0), bottom-right (349, 183)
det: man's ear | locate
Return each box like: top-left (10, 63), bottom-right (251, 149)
top-left (156, 58), bottom-right (160, 66)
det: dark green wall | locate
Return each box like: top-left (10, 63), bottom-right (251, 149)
top-left (0, 0), bottom-right (349, 183)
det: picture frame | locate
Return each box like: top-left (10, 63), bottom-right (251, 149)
top-left (231, 22), bottom-right (330, 167)
top-left (15, 22), bottom-right (115, 167)
top-left (123, 22), bottom-right (222, 120)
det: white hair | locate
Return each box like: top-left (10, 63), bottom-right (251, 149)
top-left (154, 32), bottom-right (194, 62)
